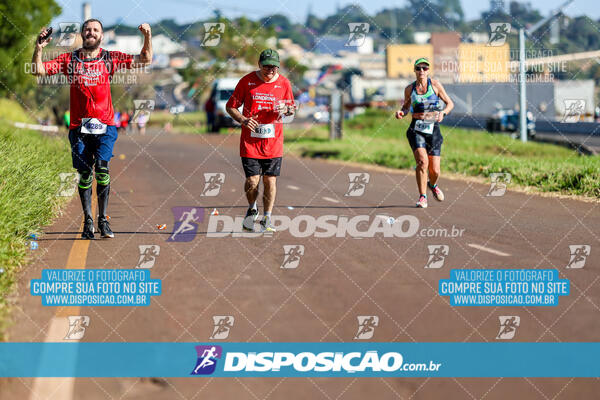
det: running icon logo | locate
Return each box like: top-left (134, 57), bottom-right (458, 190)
top-left (562, 99), bottom-right (585, 123)
top-left (202, 23), bottom-right (225, 47)
top-left (487, 173), bottom-right (511, 197)
top-left (488, 23), bottom-right (511, 46)
top-left (57, 22), bottom-right (80, 47)
top-left (346, 23), bottom-right (370, 47)
top-left (354, 316), bottom-right (379, 340)
top-left (345, 173), bottom-right (370, 196)
top-left (210, 316), bottom-right (234, 339)
top-left (566, 245), bottom-right (591, 269)
top-left (425, 245), bottom-right (449, 269)
top-left (496, 316), bottom-right (520, 340)
top-left (136, 245), bottom-right (160, 269)
top-left (132, 99), bottom-right (155, 122)
top-left (64, 316), bottom-right (90, 340)
top-left (58, 172), bottom-right (79, 196)
top-left (201, 173), bottom-right (225, 196)
top-left (191, 345), bottom-right (222, 375)
top-left (281, 245), bottom-right (305, 269)
top-left (168, 207), bottom-right (204, 242)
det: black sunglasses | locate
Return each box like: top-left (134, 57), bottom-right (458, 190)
top-left (415, 66), bottom-right (429, 71)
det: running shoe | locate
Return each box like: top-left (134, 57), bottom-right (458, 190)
top-left (242, 207), bottom-right (259, 231)
top-left (82, 217), bottom-right (95, 239)
top-left (428, 183), bottom-right (445, 201)
top-left (416, 194), bottom-right (428, 208)
top-left (260, 215), bottom-right (276, 232)
top-left (98, 217), bottom-right (114, 238)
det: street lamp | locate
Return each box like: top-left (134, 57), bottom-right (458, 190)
top-left (518, 0), bottom-right (574, 142)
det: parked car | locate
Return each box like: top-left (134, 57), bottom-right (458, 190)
top-left (486, 108), bottom-right (536, 138)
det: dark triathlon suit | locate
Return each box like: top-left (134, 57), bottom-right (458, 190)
top-left (406, 78), bottom-right (444, 156)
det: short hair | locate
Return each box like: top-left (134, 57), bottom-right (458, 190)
top-left (81, 19), bottom-right (103, 33)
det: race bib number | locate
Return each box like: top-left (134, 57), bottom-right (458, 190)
top-left (414, 119), bottom-right (434, 135)
top-left (80, 118), bottom-right (107, 135)
top-left (251, 124), bottom-right (275, 139)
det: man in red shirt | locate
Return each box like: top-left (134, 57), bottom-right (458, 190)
top-left (31, 19), bottom-right (152, 239)
top-left (226, 49), bottom-right (295, 232)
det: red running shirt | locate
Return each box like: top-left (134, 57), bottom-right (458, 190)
top-left (226, 72), bottom-right (294, 159)
top-left (43, 49), bottom-right (134, 130)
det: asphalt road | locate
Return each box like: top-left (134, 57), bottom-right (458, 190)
top-left (2, 128), bottom-right (599, 399)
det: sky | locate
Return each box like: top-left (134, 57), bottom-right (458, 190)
top-left (52, 0), bottom-right (598, 28)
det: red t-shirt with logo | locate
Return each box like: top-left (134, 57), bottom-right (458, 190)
top-left (226, 72), bottom-right (294, 159)
top-left (43, 49), bottom-right (134, 130)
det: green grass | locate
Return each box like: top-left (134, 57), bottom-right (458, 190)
top-left (0, 101), bottom-right (71, 340)
top-left (285, 108), bottom-right (600, 199)
top-left (0, 98), bottom-right (34, 123)
top-left (147, 111), bottom-right (206, 128)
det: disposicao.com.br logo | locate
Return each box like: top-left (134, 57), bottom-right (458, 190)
top-left (192, 348), bottom-right (442, 375)
top-left (207, 213), bottom-right (464, 238)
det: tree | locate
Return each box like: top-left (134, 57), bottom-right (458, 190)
top-left (407, 0), bottom-right (464, 28)
top-left (508, 1), bottom-right (543, 28)
top-left (0, 0), bottom-right (61, 98)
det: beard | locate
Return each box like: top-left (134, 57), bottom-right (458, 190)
top-left (82, 36), bottom-right (101, 50)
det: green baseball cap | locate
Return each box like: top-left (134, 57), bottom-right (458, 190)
top-left (414, 57), bottom-right (430, 67)
top-left (259, 49), bottom-right (280, 67)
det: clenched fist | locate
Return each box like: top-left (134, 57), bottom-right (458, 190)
top-left (138, 23), bottom-right (151, 37)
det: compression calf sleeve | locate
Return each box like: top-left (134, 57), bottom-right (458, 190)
top-left (95, 161), bottom-right (110, 221)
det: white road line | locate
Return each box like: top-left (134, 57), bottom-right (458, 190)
top-left (322, 196), bottom-right (340, 203)
top-left (30, 215), bottom-right (92, 400)
top-left (287, 185), bottom-right (300, 190)
top-left (30, 318), bottom-right (78, 400)
top-left (468, 243), bottom-right (511, 257)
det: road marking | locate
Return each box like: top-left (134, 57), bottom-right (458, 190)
top-left (287, 185), bottom-right (300, 190)
top-left (31, 205), bottom-right (92, 400)
top-left (468, 243), bottom-right (511, 257)
top-left (322, 196), bottom-right (340, 203)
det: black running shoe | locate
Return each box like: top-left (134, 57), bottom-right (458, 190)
top-left (242, 207), bottom-right (259, 231)
top-left (98, 217), bottom-right (114, 238)
top-left (82, 218), bottom-right (95, 239)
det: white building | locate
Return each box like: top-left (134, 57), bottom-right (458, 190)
top-left (103, 32), bottom-right (184, 55)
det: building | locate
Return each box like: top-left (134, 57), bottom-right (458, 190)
top-left (386, 40), bottom-right (510, 83)
top-left (386, 44), bottom-right (434, 78)
top-left (103, 33), bottom-right (184, 55)
top-left (431, 32), bottom-right (461, 83)
top-left (315, 35), bottom-right (374, 55)
top-left (445, 80), bottom-right (595, 120)
top-left (456, 43), bottom-right (510, 83)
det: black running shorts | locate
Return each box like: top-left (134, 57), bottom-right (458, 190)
top-left (241, 157), bottom-right (282, 177)
top-left (406, 120), bottom-right (444, 156)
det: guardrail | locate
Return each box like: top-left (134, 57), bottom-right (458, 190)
top-left (442, 115), bottom-right (600, 136)
top-left (13, 121), bottom-right (59, 133)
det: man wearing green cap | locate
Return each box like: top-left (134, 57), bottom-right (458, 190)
top-left (226, 49), bottom-right (296, 232)
top-left (395, 57), bottom-right (454, 208)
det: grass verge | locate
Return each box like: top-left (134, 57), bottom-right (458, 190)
top-left (285, 109), bottom-right (600, 199)
top-left (0, 103), bottom-right (71, 340)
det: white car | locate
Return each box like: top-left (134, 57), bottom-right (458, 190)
top-left (208, 78), bottom-right (241, 132)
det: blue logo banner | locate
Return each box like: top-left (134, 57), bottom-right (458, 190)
top-left (0, 342), bottom-right (599, 377)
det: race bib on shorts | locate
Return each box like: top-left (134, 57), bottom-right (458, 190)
top-left (251, 124), bottom-right (275, 139)
top-left (80, 118), bottom-right (107, 135)
top-left (414, 119), bottom-right (434, 135)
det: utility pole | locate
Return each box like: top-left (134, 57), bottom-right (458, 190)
top-left (518, 0), bottom-right (573, 142)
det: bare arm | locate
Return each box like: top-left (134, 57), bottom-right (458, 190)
top-left (395, 85), bottom-right (412, 119)
top-left (433, 79), bottom-right (454, 117)
top-left (226, 106), bottom-right (258, 131)
top-left (31, 27), bottom-right (52, 76)
top-left (132, 23), bottom-right (152, 67)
